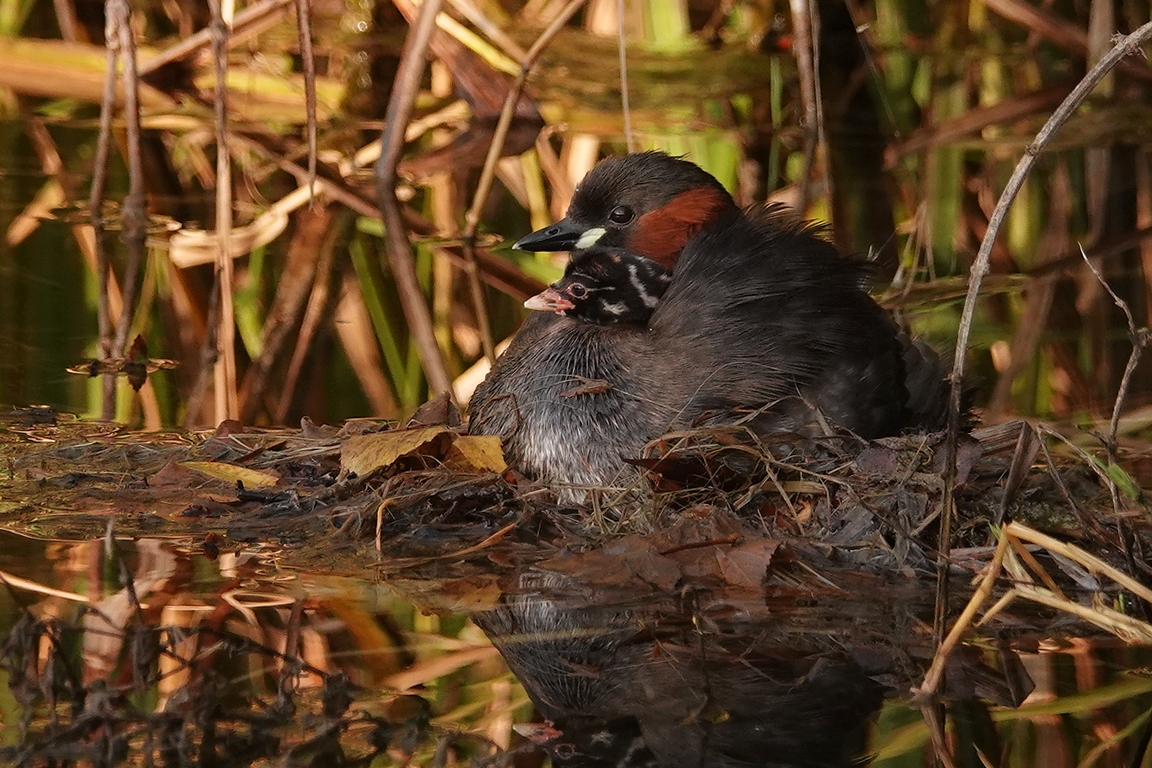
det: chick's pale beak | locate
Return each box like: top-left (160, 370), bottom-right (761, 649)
top-left (524, 287), bottom-right (575, 313)
top-left (513, 217), bottom-right (586, 251)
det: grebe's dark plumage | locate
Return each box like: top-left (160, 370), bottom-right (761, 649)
top-left (470, 153), bottom-right (951, 494)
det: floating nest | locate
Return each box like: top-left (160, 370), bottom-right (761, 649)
top-left (2, 402), bottom-right (1148, 628)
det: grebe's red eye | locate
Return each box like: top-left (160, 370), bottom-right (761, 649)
top-left (608, 205), bottom-right (634, 225)
top-left (568, 283), bottom-right (588, 299)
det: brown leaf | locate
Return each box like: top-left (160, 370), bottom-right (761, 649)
top-left (407, 391), bottom-right (462, 427)
top-left (853, 444), bottom-right (902, 475)
top-left (445, 435), bottom-right (506, 473)
top-left (150, 459), bottom-right (197, 488)
top-left (715, 540), bottom-right (782, 589)
top-left (180, 461), bottom-right (279, 489)
top-left (340, 427), bottom-right (451, 476)
top-left (558, 377), bottom-right (612, 397)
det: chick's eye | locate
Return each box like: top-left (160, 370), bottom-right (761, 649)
top-left (608, 205), bottom-right (634, 225)
top-left (568, 283), bottom-right (588, 299)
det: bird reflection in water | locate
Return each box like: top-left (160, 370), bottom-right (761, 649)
top-left (472, 570), bottom-right (889, 768)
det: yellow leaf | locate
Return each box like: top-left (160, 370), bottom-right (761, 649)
top-left (180, 461), bottom-right (279, 488)
top-left (340, 427), bottom-right (450, 476)
top-left (445, 435), bottom-right (507, 472)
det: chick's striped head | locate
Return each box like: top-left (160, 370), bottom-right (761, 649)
top-left (523, 247), bottom-right (672, 326)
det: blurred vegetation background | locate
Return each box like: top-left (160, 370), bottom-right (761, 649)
top-left (0, 0), bottom-right (1149, 440)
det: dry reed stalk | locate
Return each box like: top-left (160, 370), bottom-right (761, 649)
top-left (209, 0), bottom-right (238, 423)
top-left (934, 18), bottom-right (1152, 652)
top-left (140, 0), bottom-right (294, 76)
top-left (1005, 522), bottom-right (1152, 606)
top-left (460, 0), bottom-right (591, 364)
top-left (787, 0), bottom-right (825, 215)
top-left (376, 0), bottom-right (453, 399)
top-left (90, 1), bottom-right (121, 419)
top-left (918, 533), bottom-right (1011, 698)
top-left (922, 519), bottom-right (1152, 700)
top-left (294, 0), bottom-right (317, 197)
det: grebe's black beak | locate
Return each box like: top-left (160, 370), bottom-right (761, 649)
top-left (513, 217), bottom-right (594, 251)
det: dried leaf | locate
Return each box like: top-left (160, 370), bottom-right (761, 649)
top-left (445, 435), bottom-right (506, 472)
top-left (715, 540), bottom-right (781, 588)
top-left (853, 444), bottom-right (902, 475)
top-left (180, 461), bottom-right (279, 488)
top-left (341, 427), bottom-right (451, 476)
top-left (406, 391), bottom-right (462, 427)
top-left (558, 377), bottom-right (612, 397)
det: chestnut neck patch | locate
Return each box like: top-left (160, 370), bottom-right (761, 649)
top-left (627, 186), bottom-right (734, 268)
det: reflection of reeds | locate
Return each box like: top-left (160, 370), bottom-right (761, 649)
top-left (0, 534), bottom-right (518, 766)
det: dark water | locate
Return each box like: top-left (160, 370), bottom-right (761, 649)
top-left (2, 527), bottom-right (1152, 767)
top-left (0, 157), bottom-right (95, 416)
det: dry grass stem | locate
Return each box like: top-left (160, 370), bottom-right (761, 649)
top-left (210, 0), bottom-right (239, 422)
top-left (918, 533), bottom-right (1011, 698)
top-left (447, 0), bottom-right (527, 61)
top-left (0, 570), bottom-right (91, 603)
top-left (1013, 583), bottom-right (1152, 643)
top-left (294, 0), bottom-right (317, 198)
top-left (787, 0), bottom-right (821, 215)
top-left (974, 589), bottom-right (1019, 628)
top-left (375, 0), bottom-right (453, 397)
top-left (1004, 522), bottom-right (1152, 606)
top-left (936, 18), bottom-right (1152, 653)
top-left (140, 0), bottom-right (295, 76)
top-left (1007, 537), bottom-right (1066, 598)
top-left (91, 0), bottom-right (123, 419)
top-left (917, 701), bottom-right (959, 768)
top-left (459, 0), bottom-right (591, 364)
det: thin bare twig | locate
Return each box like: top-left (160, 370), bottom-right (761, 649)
top-left (209, 0), bottom-right (238, 423)
top-left (112, 1), bottom-right (147, 363)
top-left (616, 0), bottom-right (634, 152)
top-left (934, 19), bottom-right (1152, 648)
top-left (375, 0), bottom-right (453, 399)
top-left (1079, 245), bottom-right (1151, 455)
top-left (140, 0), bottom-right (294, 76)
top-left (1078, 245), bottom-right (1148, 525)
top-left (294, 0), bottom-right (317, 198)
top-left (460, 0), bottom-right (590, 364)
top-left (91, 2), bottom-right (122, 419)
